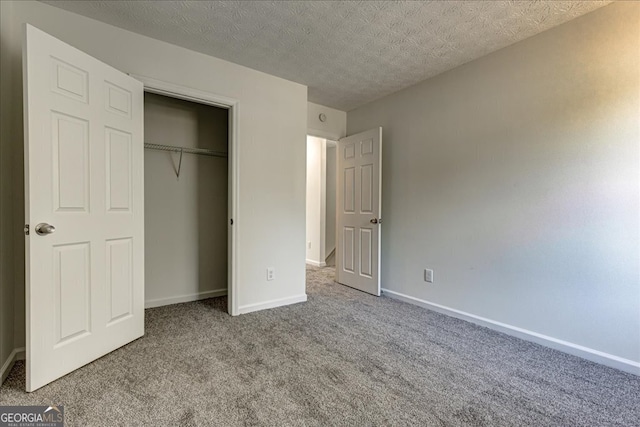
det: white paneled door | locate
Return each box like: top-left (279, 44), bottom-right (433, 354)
top-left (23, 25), bottom-right (144, 392)
top-left (336, 128), bottom-right (382, 296)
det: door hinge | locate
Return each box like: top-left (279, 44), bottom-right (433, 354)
top-left (24, 224), bottom-right (29, 235)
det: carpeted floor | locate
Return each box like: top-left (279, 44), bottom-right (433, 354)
top-left (1, 266), bottom-right (639, 426)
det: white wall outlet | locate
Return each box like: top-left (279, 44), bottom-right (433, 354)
top-left (424, 269), bottom-right (434, 283)
top-left (267, 267), bottom-right (275, 281)
top-left (308, 241), bottom-right (312, 249)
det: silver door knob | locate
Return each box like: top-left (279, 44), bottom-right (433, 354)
top-left (370, 218), bottom-right (379, 224)
top-left (35, 223), bottom-right (56, 236)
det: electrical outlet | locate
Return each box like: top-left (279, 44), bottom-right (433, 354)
top-left (308, 241), bottom-right (312, 249)
top-left (267, 267), bottom-right (275, 281)
top-left (424, 269), bottom-right (434, 283)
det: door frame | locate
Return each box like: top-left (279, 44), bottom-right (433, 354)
top-left (306, 128), bottom-right (341, 277)
top-left (131, 74), bottom-right (240, 316)
top-left (305, 135), bottom-right (338, 268)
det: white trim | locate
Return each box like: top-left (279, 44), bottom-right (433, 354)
top-left (130, 74), bottom-right (239, 109)
top-left (308, 129), bottom-right (342, 141)
top-left (381, 288), bottom-right (640, 376)
top-left (306, 259), bottom-right (327, 267)
top-left (228, 102), bottom-right (239, 316)
top-left (145, 289), bottom-right (227, 309)
top-left (1, 347), bottom-right (26, 384)
top-left (129, 73), bottom-right (240, 316)
top-left (320, 139), bottom-right (327, 264)
top-left (238, 294), bottom-right (307, 315)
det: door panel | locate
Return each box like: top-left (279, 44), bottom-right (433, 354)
top-left (344, 167), bottom-right (355, 212)
top-left (343, 227), bottom-right (355, 273)
top-left (360, 164), bottom-right (373, 213)
top-left (53, 243), bottom-right (91, 346)
top-left (106, 238), bottom-right (134, 324)
top-left (360, 228), bottom-right (373, 278)
top-left (24, 24), bottom-right (144, 392)
top-left (105, 128), bottom-right (133, 212)
top-left (52, 112), bottom-right (90, 212)
top-left (336, 128), bottom-right (382, 295)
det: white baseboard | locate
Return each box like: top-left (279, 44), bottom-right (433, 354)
top-left (381, 288), bottom-right (640, 376)
top-left (1, 347), bottom-right (26, 384)
top-left (306, 259), bottom-right (326, 267)
top-left (145, 289), bottom-right (227, 309)
top-left (238, 294), bottom-right (307, 315)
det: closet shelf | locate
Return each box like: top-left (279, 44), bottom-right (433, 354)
top-left (144, 143), bottom-right (227, 158)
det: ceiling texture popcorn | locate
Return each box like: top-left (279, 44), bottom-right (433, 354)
top-left (44, 1), bottom-right (610, 110)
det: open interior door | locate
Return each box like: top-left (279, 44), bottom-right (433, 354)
top-left (336, 128), bottom-right (382, 296)
top-left (23, 24), bottom-right (144, 391)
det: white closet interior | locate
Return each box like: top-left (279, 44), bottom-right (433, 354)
top-left (143, 92), bottom-right (229, 308)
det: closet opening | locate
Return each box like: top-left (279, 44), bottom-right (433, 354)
top-left (142, 87), bottom-right (236, 315)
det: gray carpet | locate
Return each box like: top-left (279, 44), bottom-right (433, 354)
top-left (1, 266), bottom-right (639, 426)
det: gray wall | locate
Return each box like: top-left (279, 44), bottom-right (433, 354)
top-left (348, 2), bottom-right (639, 364)
top-left (144, 93), bottom-right (228, 305)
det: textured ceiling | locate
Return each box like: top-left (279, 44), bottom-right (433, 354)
top-left (42, 1), bottom-right (611, 111)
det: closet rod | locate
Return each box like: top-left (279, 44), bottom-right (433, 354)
top-left (144, 143), bottom-right (227, 158)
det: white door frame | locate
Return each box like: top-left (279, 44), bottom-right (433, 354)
top-left (306, 135), bottom-right (327, 267)
top-left (305, 135), bottom-right (338, 268)
top-left (130, 74), bottom-right (240, 316)
top-left (305, 130), bottom-right (339, 278)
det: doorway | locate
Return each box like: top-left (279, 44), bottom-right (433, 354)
top-left (305, 136), bottom-right (337, 268)
top-left (138, 75), bottom-right (240, 316)
top-left (143, 92), bottom-right (228, 311)
top-left (307, 127), bottom-right (383, 297)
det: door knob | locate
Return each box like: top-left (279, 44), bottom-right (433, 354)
top-left (370, 218), bottom-right (379, 224)
top-left (35, 223), bottom-right (56, 236)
